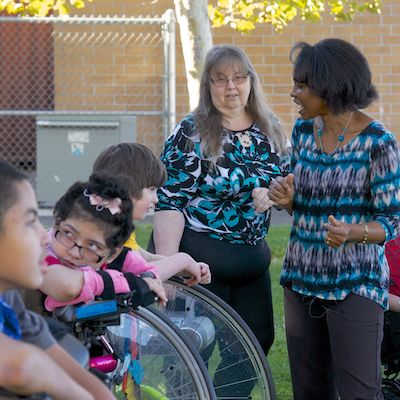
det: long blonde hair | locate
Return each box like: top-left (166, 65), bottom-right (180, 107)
top-left (193, 44), bottom-right (287, 161)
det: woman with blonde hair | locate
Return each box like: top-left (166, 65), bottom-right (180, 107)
top-left (152, 44), bottom-right (289, 397)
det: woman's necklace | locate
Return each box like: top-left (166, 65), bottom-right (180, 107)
top-left (237, 131), bottom-right (252, 148)
top-left (317, 111), bottom-right (354, 155)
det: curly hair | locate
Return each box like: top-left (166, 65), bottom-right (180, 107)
top-left (290, 38), bottom-right (378, 114)
top-left (53, 172), bottom-right (133, 251)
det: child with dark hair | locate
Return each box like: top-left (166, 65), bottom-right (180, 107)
top-left (92, 142), bottom-right (211, 285)
top-left (0, 160), bottom-right (114, 400)
top-left (39, 172), bottom-right (167, 311)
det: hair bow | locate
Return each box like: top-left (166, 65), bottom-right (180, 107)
top-left (83, 189), bottom-right (122, 215)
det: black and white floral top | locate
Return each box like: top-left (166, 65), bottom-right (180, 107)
top-left (156, 113), bottom-right (290, 245)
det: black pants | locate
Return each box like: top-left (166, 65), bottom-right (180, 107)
top-left (284, 287), bottom-right (384, 400)
top-left (150, 228), bottom-right (274, 397)
top-left (178, 228), bottom-right (273, 352)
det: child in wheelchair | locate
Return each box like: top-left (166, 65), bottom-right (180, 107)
top-left (382, 236), bottom-right (400, 399)
top-left (39, 172), bottom-right (167, 312)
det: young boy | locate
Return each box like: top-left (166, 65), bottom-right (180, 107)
top-left (0, 160), bottom-right (114, 400)
top-left (92, 142), bottom-right (211, 284)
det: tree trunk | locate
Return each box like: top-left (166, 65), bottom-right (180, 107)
top-left (174, 0), bottom-right (212, 111)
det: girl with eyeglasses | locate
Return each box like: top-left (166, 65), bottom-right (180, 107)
top-left (39, 172), bottom-right (167, 312)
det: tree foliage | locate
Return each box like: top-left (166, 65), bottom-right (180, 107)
top-left (0, 0), bottom-right (92, 17)
top-left (208, 0), bottom-right (382, 32)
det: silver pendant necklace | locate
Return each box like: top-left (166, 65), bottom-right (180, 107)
top-left (317, 111), bottom-right (353, 156)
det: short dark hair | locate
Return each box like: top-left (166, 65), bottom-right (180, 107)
top-left (0, 160), bottom-right (29, 230)
top-left (92, 143), bottom-right (167, 199)
top-left (290, 38), bottom-right (378, 113)
top-left (53, 172), bottom-right (133, 251)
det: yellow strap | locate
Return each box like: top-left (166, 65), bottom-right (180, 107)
top-left (124, 232), bottom-right (140, 250)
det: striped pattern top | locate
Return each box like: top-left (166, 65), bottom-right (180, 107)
top-left (281, 118), bottom-right (400, 309)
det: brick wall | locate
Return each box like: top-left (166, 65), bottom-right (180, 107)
top-left (68, 0), bottom-right (399, 153)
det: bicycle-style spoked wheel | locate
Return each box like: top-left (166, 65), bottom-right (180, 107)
top-left (105, 306), bottom-right (216, 400)
top-left (153, 277), bottom-right (276, 400)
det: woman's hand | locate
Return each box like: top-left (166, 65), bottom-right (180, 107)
top-left (324, 215), bottom-right (350, 248)
top-left (252, 187), bottom-right (275, 213)
top-left (268, 173), bottom-right (294, 212)
top-left (143, 277), bottom-right (168, 307)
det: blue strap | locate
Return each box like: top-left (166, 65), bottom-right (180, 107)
top-left (0, 298), bottom-right (22, 340)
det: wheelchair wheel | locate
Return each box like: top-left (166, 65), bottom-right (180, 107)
top-left (383, 378), bottom-right (400, 400)
top-left (154, 276), bottom-right (276, 400)
top-left (106, 306), bottom-right (216, 400)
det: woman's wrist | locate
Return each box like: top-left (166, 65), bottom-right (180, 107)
top-left (347, 223), bottom-right (369, 244)
top-left (360, 223), bottom-right (369, 244)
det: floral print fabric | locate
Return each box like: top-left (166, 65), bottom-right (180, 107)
top-left (156, 114), bottom-right (290, 245)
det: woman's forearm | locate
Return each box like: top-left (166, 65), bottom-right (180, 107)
top-left (347, 221), bottom-right (386, 244)
top-left (153, 210), bottom-right (185, 256)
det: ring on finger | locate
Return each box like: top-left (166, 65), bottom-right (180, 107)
top-left (326, 236), bottom-right (331, 244)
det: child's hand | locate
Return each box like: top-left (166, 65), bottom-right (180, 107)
top-left (181, 257), bottom-right (203, 286)
top-left (143, 277), bottom-right (168, 307)
top-left (182, 260), bottom-right (211, 286)
top-left (199, 262), bottom-right (211, 285)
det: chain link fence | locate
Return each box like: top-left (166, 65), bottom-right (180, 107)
top-left (0, 12), bottom-right (176, 184)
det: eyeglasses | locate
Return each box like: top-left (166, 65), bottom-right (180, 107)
top-left (210, 75), bottom-right (249, 87)
top-left (54, 229), bottom-right (108, 264)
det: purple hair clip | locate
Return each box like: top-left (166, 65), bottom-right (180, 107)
top-left (83, 188), bottom-right (122, 215)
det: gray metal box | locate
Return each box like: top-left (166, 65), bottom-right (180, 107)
top-left (36, 114), bottom-right (136, 207)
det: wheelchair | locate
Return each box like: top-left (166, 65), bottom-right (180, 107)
top-left (53, 293), bottom-right (217, 400)
top-left (51, 276), bottom-right (277, 400)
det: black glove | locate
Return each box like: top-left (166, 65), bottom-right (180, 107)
top-left (123, 273), bottom-right (156, 308)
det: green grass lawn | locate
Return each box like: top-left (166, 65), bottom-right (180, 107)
top-left (135, 223), bottom-right (293, 400)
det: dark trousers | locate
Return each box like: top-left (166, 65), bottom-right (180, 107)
top-left (284, 287), bottom-right (384, 400)
top-left (178, 228), bottom-right (274, 354)
top-left (180, 229), bottom-right (274, 397)
top-left (150, 228), bottom-right (274, 397)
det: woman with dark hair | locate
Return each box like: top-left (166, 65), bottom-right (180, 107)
top-left (152, 44), bottom-right (289, 397)
top-left (269, 38), bottom-right (400, 399)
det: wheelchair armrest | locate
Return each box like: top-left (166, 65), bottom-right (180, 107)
top-left (53, 300), bottom-right (119, 323)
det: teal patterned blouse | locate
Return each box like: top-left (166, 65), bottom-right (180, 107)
top-left (281, 118), bottom-right (400, 308)
top-left (156, 114), bottom-right (290, 245)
